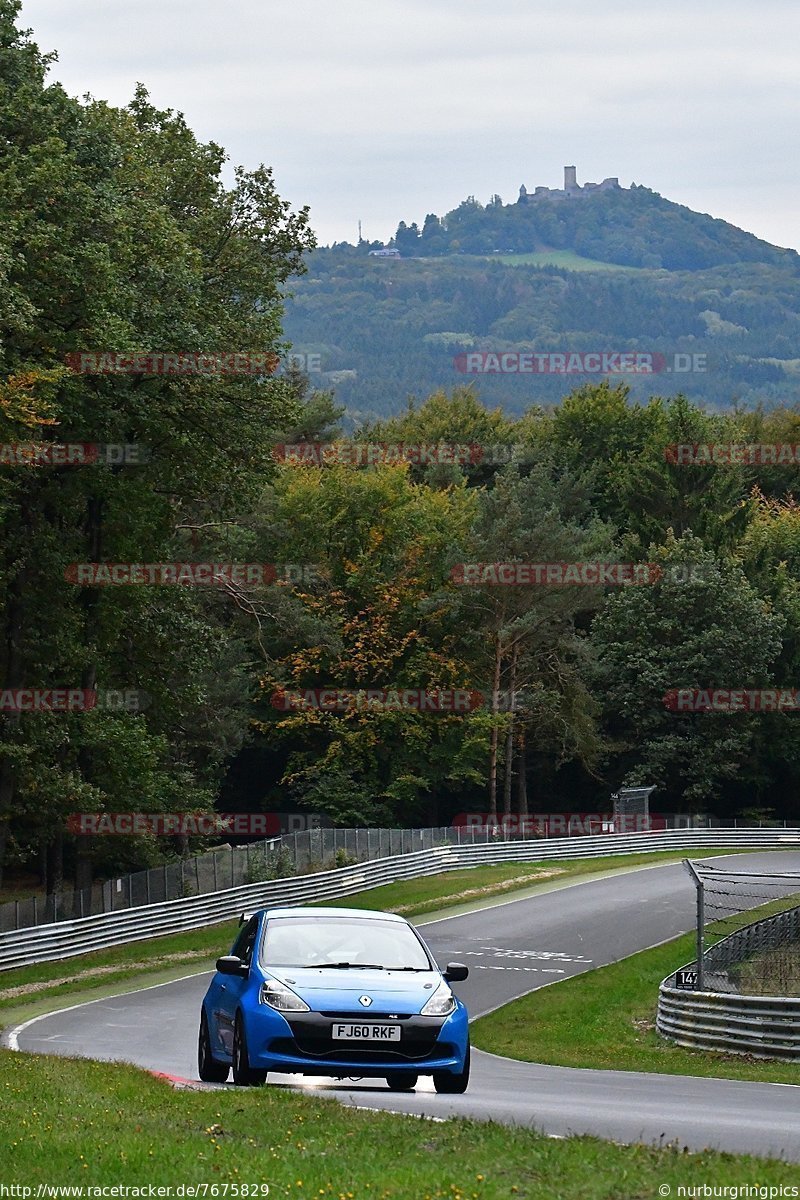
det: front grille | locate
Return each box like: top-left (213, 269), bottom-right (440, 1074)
top-left (270, 1037), bottom-right (450, 1065)
top-left (320, 1010), bottom-right (413, 1020)
top-left (271, 1012), bottom-right (447, 1063)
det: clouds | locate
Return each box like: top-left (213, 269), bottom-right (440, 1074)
top-left (18, 0), bottom-right (800, 250)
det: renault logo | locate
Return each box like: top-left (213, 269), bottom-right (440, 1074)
top-left (358, 995), bottom-right (373, 1007)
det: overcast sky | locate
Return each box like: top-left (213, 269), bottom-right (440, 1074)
top-left (18, 0), bottom-right (800, 251)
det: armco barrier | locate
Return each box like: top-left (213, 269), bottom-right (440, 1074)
top-left (657, 985), bottom-right (800, 1059)
top-left (657, 897), bottom-right (800, 1059)
top-left (1, 827), bottom-right (799, 971)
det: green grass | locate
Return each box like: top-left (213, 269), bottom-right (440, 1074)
top-left (0, 1048), bottom-right (796, 1195)
top-left (489, 250), bottom-right (642, 272)
top-left (0, 849), bottom-right (755, 1029)
top-left (471, 895), bottom-right (800, 1086)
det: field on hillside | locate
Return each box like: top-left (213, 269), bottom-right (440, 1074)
top-left (491, 249), bottom-right (642, 271)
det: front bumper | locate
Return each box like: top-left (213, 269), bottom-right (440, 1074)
top-left (245, 1004), bottom-right (469, 1077)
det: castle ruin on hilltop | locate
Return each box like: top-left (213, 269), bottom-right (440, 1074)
top-left (519, 166), bottom-right (622, 202)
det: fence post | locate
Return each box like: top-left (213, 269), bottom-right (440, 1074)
top-left (15, 900), bottom-right (19, 930)
top-left (33, 894), bottom-right (38, 926)
top-left (196, 855), bottom-right (201, 895)
top-left (683, 859), bottom-right (705, 990)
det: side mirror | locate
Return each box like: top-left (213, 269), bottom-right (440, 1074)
top-left (216, 955), bottom-right (249, 978)
top-left (443, 962), bottom-right (469, 983)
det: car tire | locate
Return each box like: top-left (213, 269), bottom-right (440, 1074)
top-left (198, 1011), bottom-right (230, 1084)
top-left (433, 1044), bottom-right (470, 1094)
top-left (385, 1071), bottom-right (418, 1091)
top-left (232, 1014), bottom-right (267, 1086)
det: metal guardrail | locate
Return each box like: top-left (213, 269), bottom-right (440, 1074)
top-left (657, 985), bottom-right (800, 1059)
top-left (658, 899), bottom-right (800, 1059)
top-left (2, 827), bottom-right (799, 972)
top-left (0, 825), bottom-right (482, 933)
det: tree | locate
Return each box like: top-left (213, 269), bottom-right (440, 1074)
top-left (251, 464), bottom-right (478, 825)
top-left (591, 533), bottom-right (784, 807)
top-left (447, 463), bottom-right (614, 813)
top-left (0, 3), bottom-right (314, 889)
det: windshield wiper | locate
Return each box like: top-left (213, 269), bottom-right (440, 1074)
top-left (384, 966), bottom-right (431, 972)
top-left (326, 961), bottom-right (385, 970)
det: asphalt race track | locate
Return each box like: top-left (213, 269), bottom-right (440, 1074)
top-left (7, 852), bottom-right (800, 1161)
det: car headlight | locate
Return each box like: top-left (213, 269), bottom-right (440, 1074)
top-left (421, 985), bottom-right (456, 1016)
top-left (260, 979), bottom-right (310, 1012)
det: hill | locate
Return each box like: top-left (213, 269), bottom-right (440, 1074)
top-left (280, 182), bottom-right (800, 422)
top-left (390, 182), bottom-right (798, 270)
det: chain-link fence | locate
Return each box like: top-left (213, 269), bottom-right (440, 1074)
top-left (0, 824), bottom-right (495, 933)
top-left (3, 816), bottom-right (795, 936)
top-left (676, 860), bottom-right (800, 994)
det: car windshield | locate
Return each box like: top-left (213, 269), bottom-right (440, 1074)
top-left (259, 915), bottom-right (432, 971)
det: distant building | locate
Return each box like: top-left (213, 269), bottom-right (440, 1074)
top-left (368, 248), bottom-right (401, 258)
top-left (518, 166), bottom-right (622, 202)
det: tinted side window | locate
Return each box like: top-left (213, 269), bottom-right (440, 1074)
top-left (231, 916), bottom-right (259, 965)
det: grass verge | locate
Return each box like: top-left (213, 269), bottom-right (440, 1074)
top-left (0, 1048), bottom-right (796, 1195)
top-left (0, 849), bottom-right (747, 1026)
top-left (471, 898), bottom-right (800, 1086)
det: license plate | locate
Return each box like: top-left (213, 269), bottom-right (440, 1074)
top-left (331, 1023), bottom-right (401, 1041)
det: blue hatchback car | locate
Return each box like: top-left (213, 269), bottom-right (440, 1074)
top-left (198, 906), bottom-right (470, 1092)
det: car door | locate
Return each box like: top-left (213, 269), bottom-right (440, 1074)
top-left (214, 915), bottom-right (259, 1055)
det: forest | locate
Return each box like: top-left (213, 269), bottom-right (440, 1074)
top-left (3, 1), bottom-right (800, 897)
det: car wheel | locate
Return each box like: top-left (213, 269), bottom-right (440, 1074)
top-left (433, 1044), bottom-right (470, 1094)
top-left (232, 1014), bottom-right (267, 1086)
top-left (198, 1010), bottom-right (230, 1083)
top-left (385, 1071), bottom-right (418, 1091)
